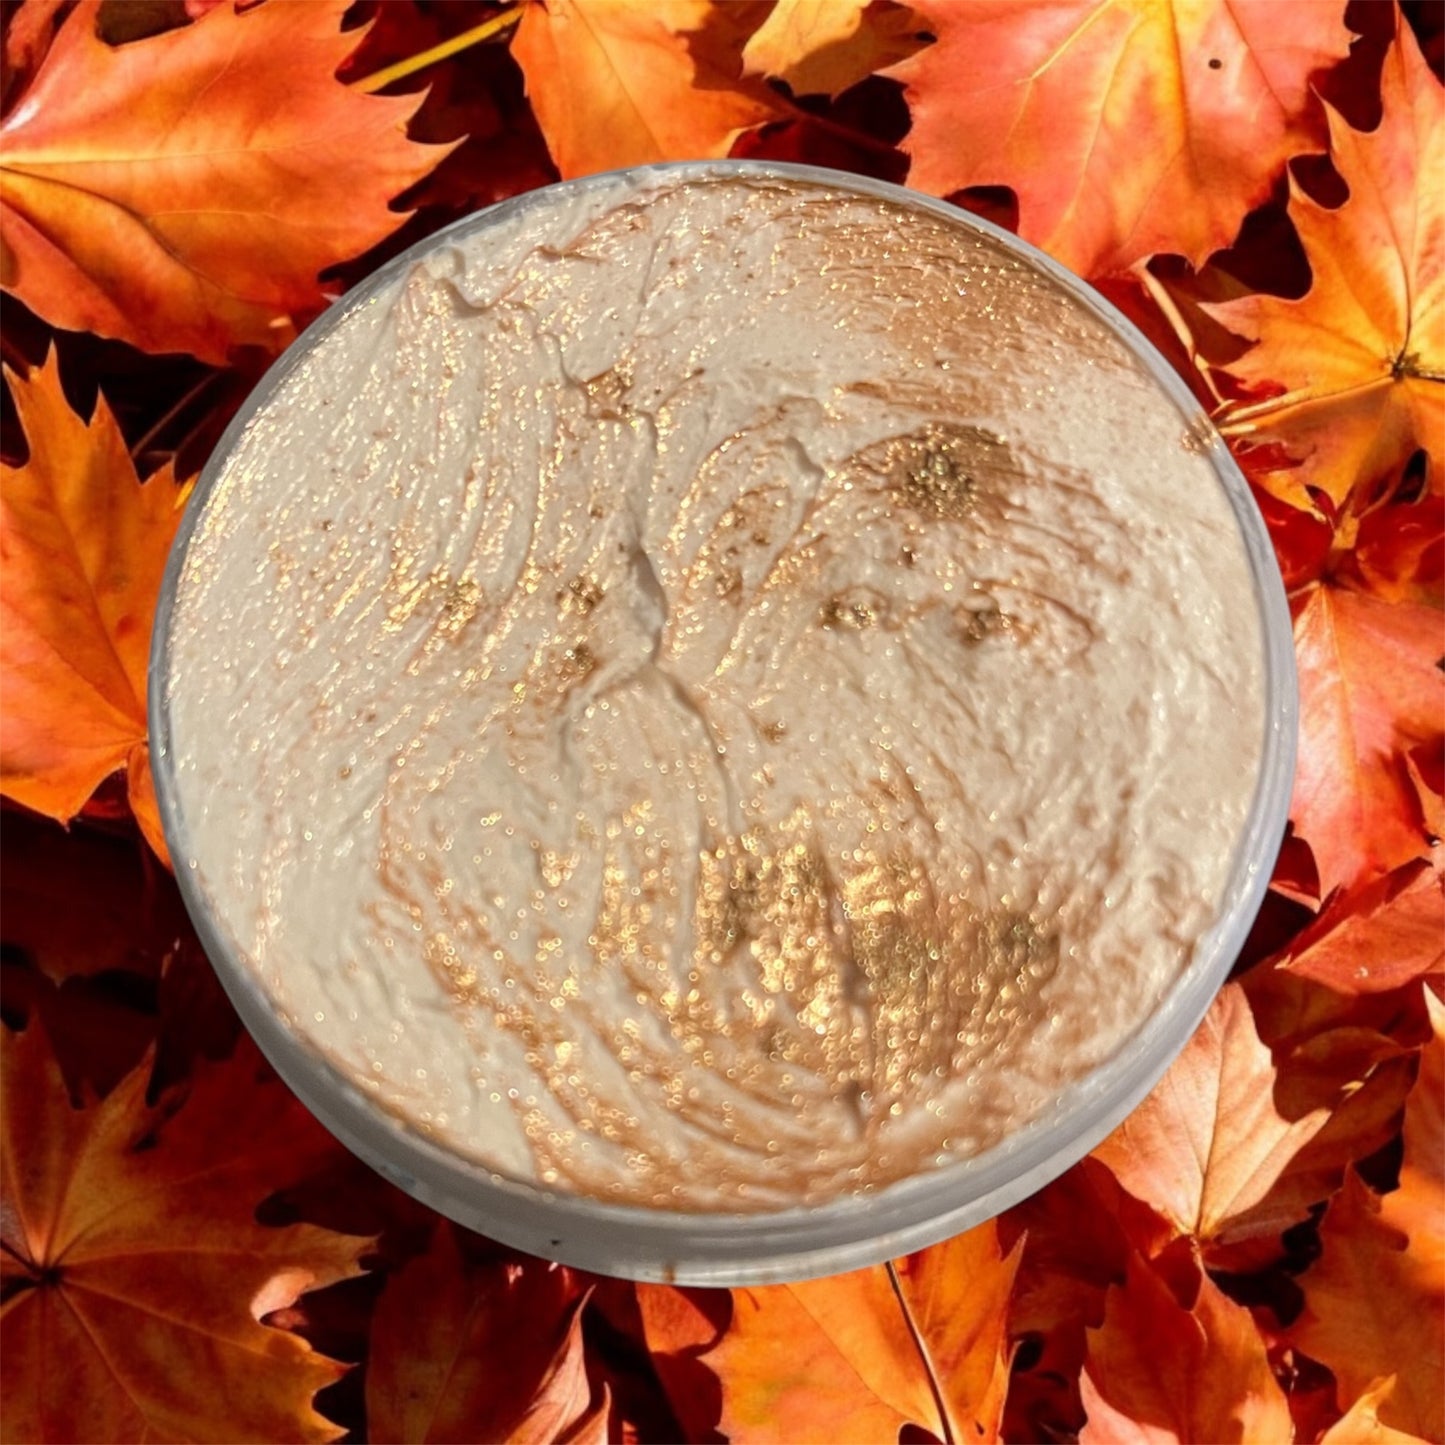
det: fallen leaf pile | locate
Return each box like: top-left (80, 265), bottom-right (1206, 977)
top-left (1, 1), bottom-right (1440, 1441)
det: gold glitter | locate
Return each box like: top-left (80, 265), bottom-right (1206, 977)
top-left (382, 562), bottom-right (443, 631)
top-left (409, 785), bottom-right (1048, 1195)
top-left (846, 422), bottom-right (1026, 522)
top-left (539, 848), bottom-right (579, 889)
top-left (560, 575), bottom-right (605, 616)
top-left (559, 641), bottom-right (598, 682)
top-left (424, 931), bottom-right (477, 998)
top-left (955, 600), bottom-right (1013, 644)
top-left (437, 578), bottom-right (482, 636)
top-left (819, 589), bottom-right (886, 631)
top-left (713, 565), bottom-right (743, 600)
top-left (582, 363), bottom-right (633, 418)
top-left (1181, 413), bottom-right (1216, 455)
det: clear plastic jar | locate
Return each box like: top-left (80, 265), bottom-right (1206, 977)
top-left (149, 162), bottom-right (1296, 1285)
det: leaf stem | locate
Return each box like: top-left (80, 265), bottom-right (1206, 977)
top-left (352, 5), bottom-right (524, 95)
top-left (1135, 268), bottom-right (1225, 408)
top-left (1217, 372), bottom-right (1395, 433)
top-left (128, 372), bottom-right (220, 463)
top-left (777, 104), bottom-right (902, 160)
top-left (0, 330), bottom-right (33, 378)
top-left (0, 1236), bottom-right (34, 1273)
top-left (885, 1258), bottom-right (956, 1445)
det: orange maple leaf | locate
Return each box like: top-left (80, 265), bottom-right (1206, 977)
top-left (1079, 1246), bottom-right (1293, 1444)
top-left (1320, 1376), bottom-right (1432, 1445)
top-left (741, 0), bottom-right (929, 99)
top-left (511, 0), bottom-right (786, 179)
top-left (0, 1023), bottom-right (367, 1443)
top-left (1276, 856), bottom-right (1445, 994)
top-left (1090, 984), bottom-right (1329, 1252)
top-left (1290, 582), bottom-right (1443, 896)
top-left (1289, 1167), bottom-right (1443, 1442)
top-left (993, 1160), bottom-right (1162, 1443)
top-left (365, 1220), bottom-right (605, 1444)
top-left (1258, 1022), bottom-right (1420, 1256)
top-left (1286, 992), bottom-right (1443, 1441)
top-left (659, 1224), bottom-right (1019, 1444)
top-left (1396, 991), bottom-right (1444, 1251)
top-left (0, 0), bottom-right (65, 108)
top-left (1210, 14), bottom-right (1444, 509)
top-left (890, 0), bottom-right (1351, 277)
top-left (0, 352), bottom-right (185, 862)
top-left (1000, 1158), bottom-right (1145, 1336)
top-left (0, 807), bottom-right (191, 982)
top-left (1351, 487), bottom-right (1445, 608)
top-left (0, 0), bottom-right (449, 364)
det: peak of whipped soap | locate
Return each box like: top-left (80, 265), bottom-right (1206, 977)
top-left (165, 173), bottom-right (1264, 1209)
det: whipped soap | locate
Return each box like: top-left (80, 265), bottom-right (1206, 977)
top-left (164, 171), bottom-right (1265, 1209)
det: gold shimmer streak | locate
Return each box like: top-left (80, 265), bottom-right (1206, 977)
top-left (393, 789), bottom-right (1061, 1201)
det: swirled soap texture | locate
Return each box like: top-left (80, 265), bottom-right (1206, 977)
top-left (165, 172), bottom-right (1265, 1208)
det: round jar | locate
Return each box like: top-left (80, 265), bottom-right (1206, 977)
top-left (149, 162), bottom-right (1296, 1284)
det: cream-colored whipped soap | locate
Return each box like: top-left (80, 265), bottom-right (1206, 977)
top-left (162, 170), bottom-right (1265, 1210)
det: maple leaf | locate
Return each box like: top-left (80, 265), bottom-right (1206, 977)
top-left (0, 0), bottom-right (65, 110)
top-left (1002, 1160), bottom-right (1140, 1340)
top-left (635, 1284), bottom-right (734, 1441)
top-left (571, 1279), bottom-right (691, 1443)
top-left (741, 0), bottom-right (928, 98)
top-left (1351, 487), bottom-right (1445, 608)
top-left (1078, 1246), bottom-right (1292, 1444)
top-left (1276, 856), bottom-right (1445, 993)
top-left (0, 352), bottom-right (185, 862)
top-left (1090, 984), bottom-right (1329, 1252)
top-left (1289, 993), bottom-right (1444, 1441)
top-left (1248, 476), bottom-right (1337, 594)
top-left (1258, 1023), bottom-right (1418, 1253)
top-left (0, 806), bottom-right (190, 982)
top-left (1408, 744), bottom-right (1445, 840)
top-left (1246, 460), bottom-right (1442, 609)
top-left (1290, 1172), bottom-right (1444, 1442)
top-left (998, 1159), bottom-right (1165, 1444)
top-left (511, 0), bottom-right (787, 179)
top-left (365, 1220), bottom-right (605, 1444)
top-left (1209, 15), bottom-right (1444, 508)
top-left (685, 1223), bottom-right (1019, 1443)
top-left (0, 0), bottom-right (449, 364)
top-left (1, 801), bottom-right (243, 1098)
top-left (1246, 945), bottom-right (1444, 1050)
top-left (0, 1023), bottom-right (366, 1443)
top-left (890, 0), bottom-right (1351, 277)
top-left (1290, 582), bottom-right (1444, 895)
top-left (345, 3), bottom-right (558, 218)
top-left (1320, 1377), bottom-right (1432, 1445)
top-left (1397, 990), bottom-right (1445, 1237)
